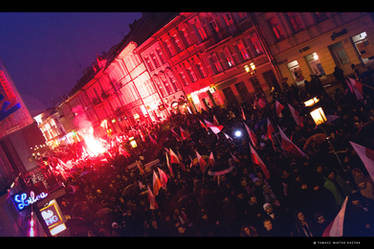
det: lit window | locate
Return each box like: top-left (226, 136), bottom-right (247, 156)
top-left (268, 16), bottom-right (285, 40)
top-left (156, 48), bottom-right (165, 64)
top-left (150, 53), bottom-right (160, 68)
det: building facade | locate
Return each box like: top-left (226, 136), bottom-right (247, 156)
top-left (254, 12), bottom-right (374, 87)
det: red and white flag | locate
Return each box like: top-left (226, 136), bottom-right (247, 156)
top-left (243, 122), bottom-right (258, 148)
top-left (149, 133), bottom-right (157, 145)
top-left (136, 160), bottom-right (145, 175)
top-left (147, 185), bottom-right (158, 210)
top-left (204, 120), bottom-right (224, 134)
top-left (213, 115), bottom-right (220, 125)
top-left (157, 167), bottom-right (168, 189)
top-left (223, 132), bottom-right (233, 141)
top-left (165, 151), bottom-right (174, 178)
top-left (153, 170), bottom-right (162, 196)
top-left (169, 148), bottom-right (181, 165)
top-left (196, 150), bottom-right (208, 174)
top-left (241, 106), bottom-right (247, 121)
top-left (249, 143), bottom-right (270, 180)
top-left (180, 127), bottom-right (191, 140)
top-left (346, 77), bottom-right (364, 100)
top-left (199, 120), bottom-right (209, 132)
top-left (209, 152), bottom-right (215, 166)
top-left (288, 104), bottom-right (304, 127)
top-left (275, 100), bottom-right (285, 118)
top-left (171, 128), bottom-right (181, 141)
top-left (278, 126), bottom-right (308, 158)
top-left (350, 141), bottom-right (374, 182)
top-left (322, 196), bottom-right (349, 237)
top-left (267, 118), bottom-right (276, 150)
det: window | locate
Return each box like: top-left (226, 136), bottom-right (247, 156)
top-left (305, 52), bottom-right (326, 76)
top-left (156, 48), bottom-right (166, 64)
top-left (268, 16), bottom-right (285, 41)
top-left (185, 64), bottom-right (197, 83)
top-left (172, 34), bottom-right (184, 52)
top-left (352, 32), bottom-right (374, 64)
top-left (179, 70), bottom-right (189, 86)
top-left (144, 56), bottom-right (154, 71)
top-left (286, 13), bottom-right (304, 33)
top-left (167, 71), bottom-right (180, 91)
top-left (161, 74), bottom-right (173, 95)
top-left (210, 53), bottom-right (223, 73)
top-left (150, 53), bottom-right (160, 68)
top-left (223, 13), bottom-right (234, 26)
top-left (154, 76), bottom-right (167, 98)
top-left (314, 12), bottom-right (328, 23)
top-left (249, 32), bottom-right (263, 56)
top-left (287, 60), bottom-right (304, 85)
top-left (224, 47), bottom-right (235, 67)
top-left (194, 19), bottom-right (208, 41)
top-left (237, 40), bottom-right (250, 60)
top-left (195, 61), bottom-right (206, 78)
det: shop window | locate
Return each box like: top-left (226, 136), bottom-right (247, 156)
top-left (287, 60), bottom-right (305, 86)
top-left (352, 32), bottom-right (374, 64)
top-left (268, 16), bottom-right (286, 41)
top-left (305, 52), bottom-right (326, 76)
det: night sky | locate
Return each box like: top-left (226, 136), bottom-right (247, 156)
top-left (0, 12), bottom-right (142, 116)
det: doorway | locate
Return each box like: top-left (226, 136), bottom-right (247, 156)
top-left (328, 41), bottom-right (351, 73)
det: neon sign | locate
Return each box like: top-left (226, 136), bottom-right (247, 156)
top-left (13, 191), bottom-right (48, 211)
top-left (39, 199), bottom-right (66, 236)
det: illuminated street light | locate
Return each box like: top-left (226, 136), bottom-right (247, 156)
top-left (310, 107), bottom-right (327, 126)
top-left (304, 97), bottom-right (319, 107)
top-left (234, 130), bottom-right (243, 138)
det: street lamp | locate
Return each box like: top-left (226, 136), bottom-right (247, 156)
top-left (310, 107), bottom-right (327, 126)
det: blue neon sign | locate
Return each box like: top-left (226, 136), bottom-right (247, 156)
top-left (13, 191), bottom-right (48, 211)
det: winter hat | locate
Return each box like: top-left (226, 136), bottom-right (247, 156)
top-left (263, 203), bottom-right (272, 210)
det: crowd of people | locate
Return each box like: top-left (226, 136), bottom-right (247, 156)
top-left (38, 65), bottom-right (374, 237)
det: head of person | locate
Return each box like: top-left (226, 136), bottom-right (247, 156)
top-left (263, 219), bottom-right (273, 231)
top-left (263, 203), bottom-right (273, 214)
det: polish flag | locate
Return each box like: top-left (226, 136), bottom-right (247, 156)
top-left (213, 115), bottom-right (220, 125)
top-left (288, 104), bottom-right (304, 127)
top-left (275, 100), bottom-right (285, 118)
top-left (157, 167), bottom-right (168, 189)
top-left (223, 132), bottom-right (234, 142)
top-left (267, 118), bottom-right (276, 149)
top-left (204, 120), bottom-right (224, 134)
top-left (243, 122), bottom-right (258, 148)
top-left (241, 106), bottom-right (247, 121)
top-left (209, 152), bottom-right (215, 166)
top-left (196, 150), bottom-right (208, 174)
top-left (149, 133), bottom-right (157, 144)
top-left (350, 141), bottom-right (374, 182)
top-left (231, 153), bottom-right (240, 163)
top-left (199, 120), bottom-right (209, 132)
top-left (249, 143), bottom-right (270, 180)
top-left (147, 185), bottom-right (158, 210)
top-left (278, 126), bottom-right (308, 158)
top-left (171, 128), bottom-right (181, 141)
top-left (136, 160), bottom-right (145, 175)
top-left (322, 196), bottom-right (349, 237)
top-left (153, 170), bottom-right (162, 196)
top-left (180, 127), bottom-right (191, 140)
top-left (165, 151), bottom-right (174, 178)
top-left (169, 148), bottom-right (181, 165)
top-left (346, 77), bottom-right (364, 100)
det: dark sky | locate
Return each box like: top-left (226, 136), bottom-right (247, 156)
top-left (0, 12), bottom-right (142, 116)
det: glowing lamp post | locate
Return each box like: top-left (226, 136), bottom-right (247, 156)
top-left (129, 136), bottom-right (137, 148)
top-left (310, 107), bottom-right (327, 126)
top-left (304, 97), bottom-right (319, 107)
